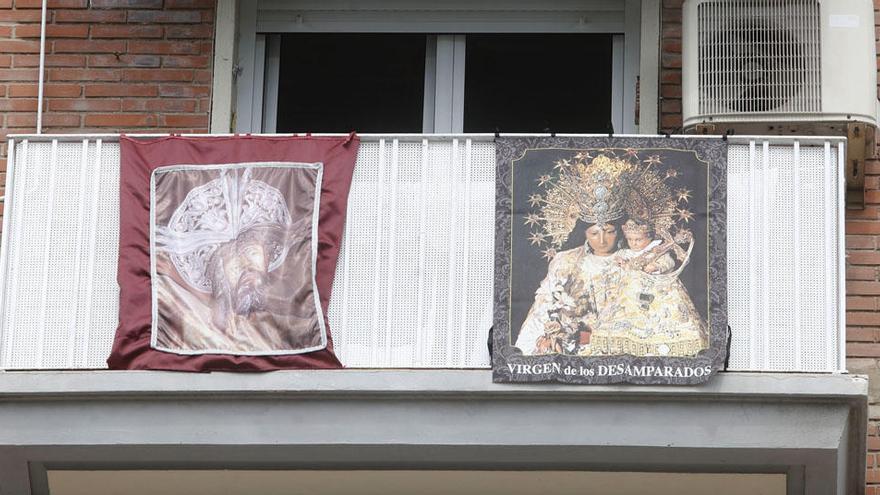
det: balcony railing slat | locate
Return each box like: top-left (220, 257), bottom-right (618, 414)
top-left (748, 140), bottom-right (758, 370)
top-left (0, 139), bottom-right (21, 367)
top-left (824, 141), bottom-right (836, 371)
top-left (458, 138), bottom-right (473, 368)
top-left (761, 140), bottom-right (770, 371)
top-left (383, 139), bottom-right (400, 365)
top-left (35, 139), bottom-right (59, 367)
top-left (793, 141), bottom-right (802, 371)
top-left (81, 139), bottom-right (103, 368)
top-left (369, 139), bottom-right (387, 365)
top-left (444, 139), bottom-right (459, 367)
top-left (68, 139), bottom-right (88, 368)
top-left (3, 139), bottom-right (27, 367)
top-left (415, 138), bottom-right (430, 366)
top-left (838, 141), bottom-right (847, 370)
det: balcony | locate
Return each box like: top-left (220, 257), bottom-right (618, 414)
top-left (0, 133), bottom-right (866, 495)
top-left (0, 133), bottom-right (847, 372)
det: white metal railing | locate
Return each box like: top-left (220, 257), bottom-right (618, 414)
top-left (0, 134), bottom-right (845, 372)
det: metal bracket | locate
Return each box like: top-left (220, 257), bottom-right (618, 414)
top-left (845, 122), bottom-right (871, 210)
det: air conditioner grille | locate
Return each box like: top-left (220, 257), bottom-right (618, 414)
top-left (697, 0), bottom-right (822, 116)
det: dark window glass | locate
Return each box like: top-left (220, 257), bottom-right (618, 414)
top-left (275, 34), bottom-right (426, 133)
top-left (463, 34), bottom-right (613, 133)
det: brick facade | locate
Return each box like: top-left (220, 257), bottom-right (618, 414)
top-left (0, 0), bottom-right (215, 208)
top-left (844, 0), bottom-right (880, 485)
top-left (1, 0), bottom-right (879, 490)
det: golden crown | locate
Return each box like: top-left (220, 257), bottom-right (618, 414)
top-left (524, 149), bottom-right (695, 259)
top-left (621, 218), bottom-right (652, 236)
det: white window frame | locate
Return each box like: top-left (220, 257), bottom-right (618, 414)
top-left (226, 0), bottom-right (655, 134)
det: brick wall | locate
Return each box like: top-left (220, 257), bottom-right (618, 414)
top-left (659, 0), bottom-right (683, 133)
top-left (660, 0), bottom-right (880, 492)
top-left (848, 0), bottom-right (880, 487)
top-left (0, 0), bottom-right (215, 211)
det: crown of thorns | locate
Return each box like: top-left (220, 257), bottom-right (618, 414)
top-left (155, 168), bottom-right (296, 293)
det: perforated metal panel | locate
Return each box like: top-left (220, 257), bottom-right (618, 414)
top-left (0, 135), bottom-right (845, 372)
top-left (327, 139), bottom-right (495, 367)
top-left (726, 139), bottom-right (844, 372)
top-left (0, 139), bottom-right (120, 369)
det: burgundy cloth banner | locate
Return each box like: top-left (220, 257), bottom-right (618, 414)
top-left (107, 134), bottom-right (360, 371)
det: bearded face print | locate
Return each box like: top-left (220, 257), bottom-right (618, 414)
top-left (150, 163), bottom-right (327, 356)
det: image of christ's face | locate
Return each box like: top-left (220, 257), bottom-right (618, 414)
top-left (207, 232), bottom-right (278, 331)
top-left (151, 163), bottom-right (325, 355)
top-left (223, 240), bottom-right (269, 316)
top-left (586, 223), bottom-right (618, 256)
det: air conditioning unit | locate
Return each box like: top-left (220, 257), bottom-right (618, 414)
top-left (683, 0), bottom-right (878, 133)
top-left (682, 0), bottom-right (879, 207)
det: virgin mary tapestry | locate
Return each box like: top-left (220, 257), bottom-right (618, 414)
top-left (107, 134), bottom-right (360, 371)
top-left (492, 136), bottom-right (728, 385)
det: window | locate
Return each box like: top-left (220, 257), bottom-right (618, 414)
top-left (232, 1), bottom-right (646, 134)
top-left (275, 34), bottom-right (427, 133)
top-left (463, 34), bottom-right (614, 133)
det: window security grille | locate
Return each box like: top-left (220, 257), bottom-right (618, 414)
top-left (0, 135), bottom-right (844, 372)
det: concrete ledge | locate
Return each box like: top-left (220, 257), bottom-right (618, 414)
top-left (0, 370), bottom-right (868, 402)
top-left (0, 370), bottom-right (868, 495)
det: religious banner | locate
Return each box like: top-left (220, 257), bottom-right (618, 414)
top-left (492, 137), bottom-right (728, 384)
top-left (107, 134), bottom-right (360, 371)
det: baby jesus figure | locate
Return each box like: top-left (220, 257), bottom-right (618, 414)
top-left (617, 219), bottom-right (676, 275)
